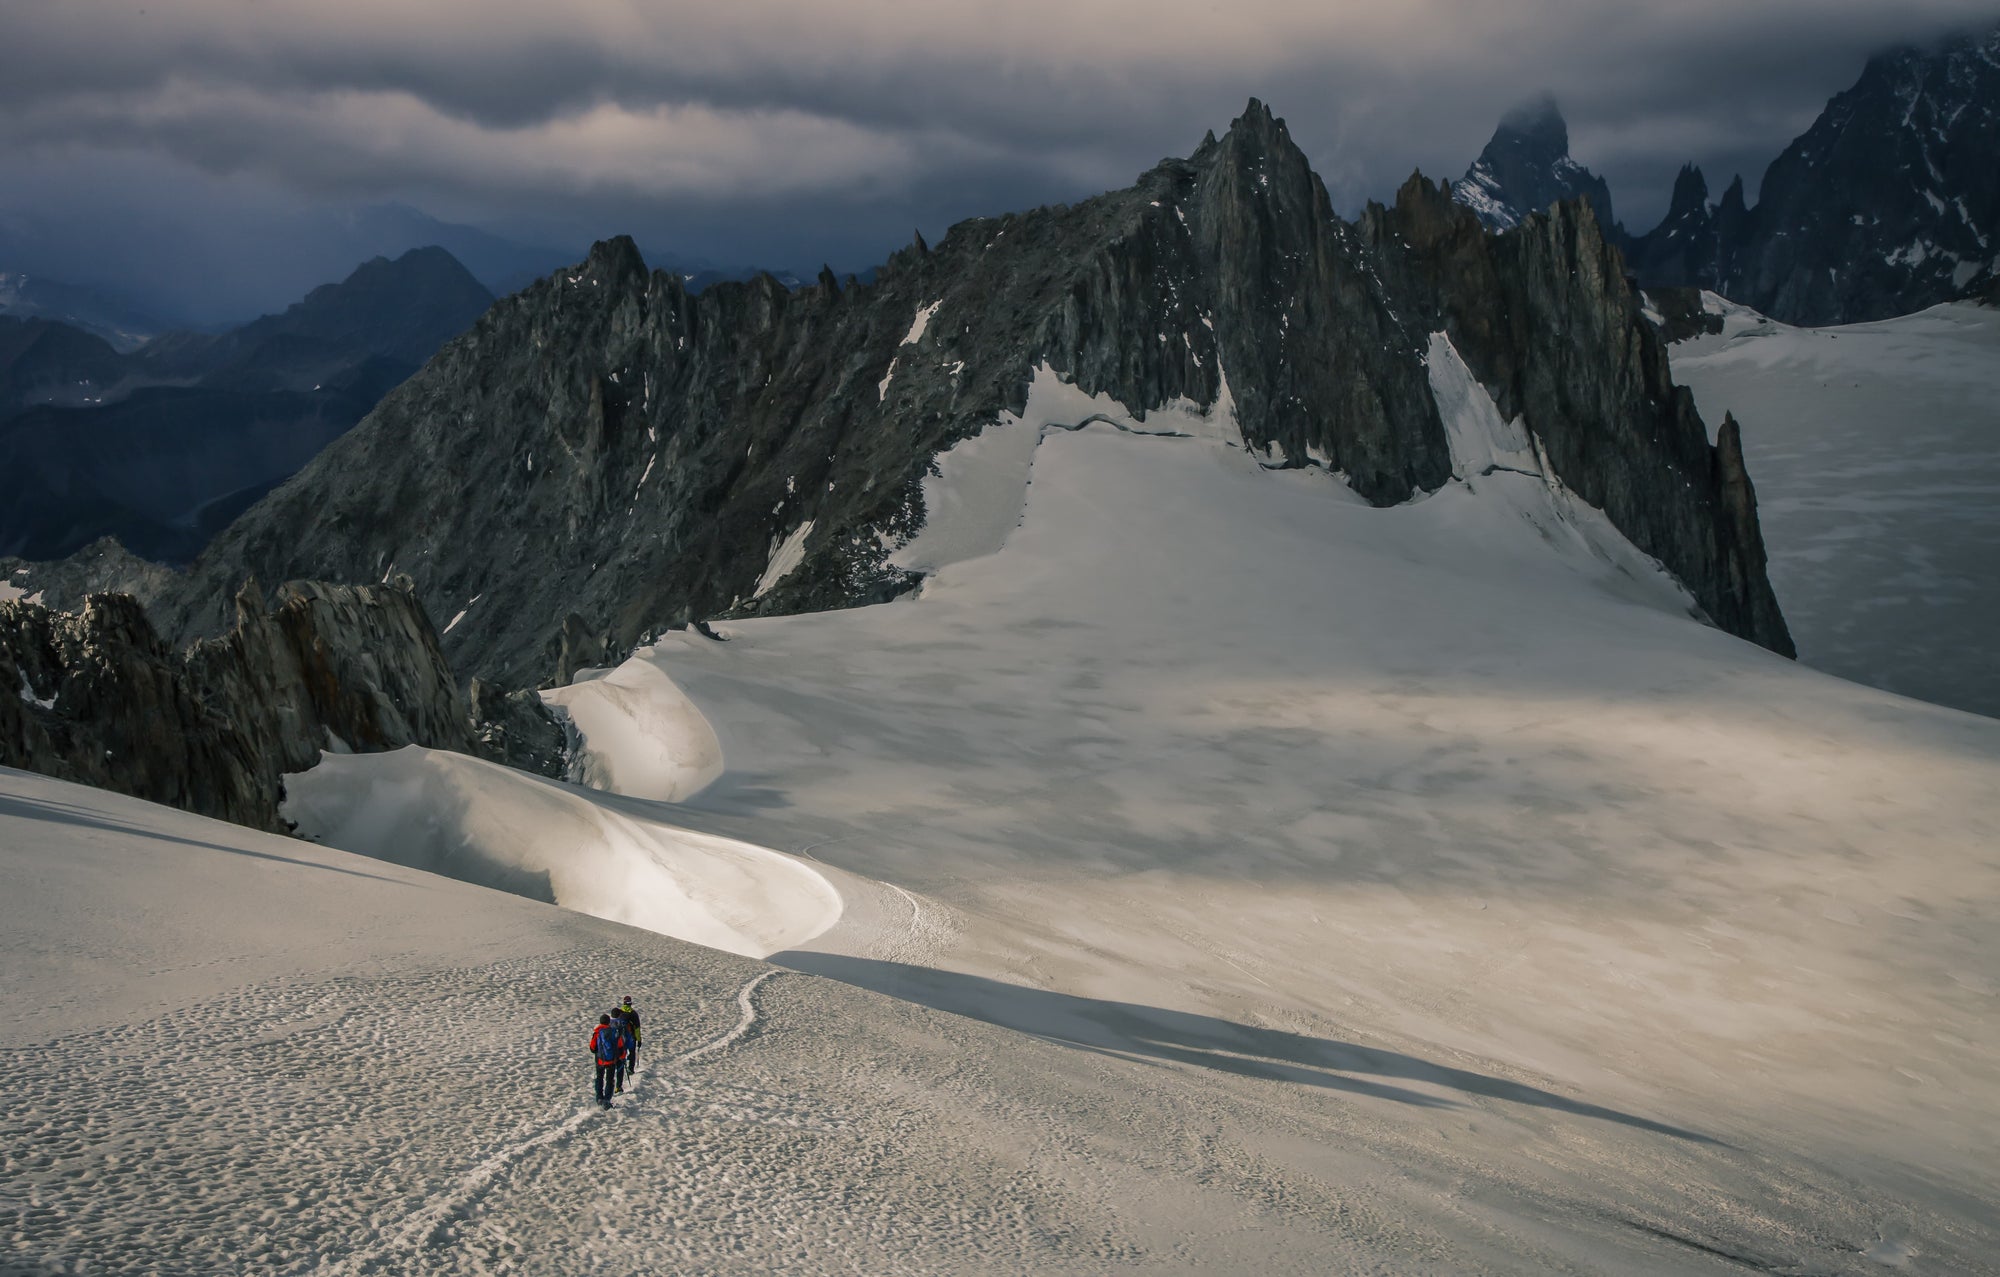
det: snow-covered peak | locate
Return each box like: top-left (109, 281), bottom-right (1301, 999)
top-left (1453, 95), bottom-right (1617, 232)
top-left (1452, 163), bottom-right (1522, 231)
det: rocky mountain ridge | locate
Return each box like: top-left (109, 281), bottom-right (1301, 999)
top-left (138, 246), bottom-right (495, 387)
top-left (1618, 22), bottom-right (1999, 324)
top-left (1359, 179), bottom-right (1788, 656)
top-left (154, 99), bottom-right (1792, 692)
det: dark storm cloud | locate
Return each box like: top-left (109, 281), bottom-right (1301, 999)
top-left (4, 0), bottom-right (1997, 288)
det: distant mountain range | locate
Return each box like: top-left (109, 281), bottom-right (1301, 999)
top-left (0, 202), bottom-right (565, 332)
top-left (1454, 21), bottom-right (2000, 325)
top-left (0, 273), bottom-right (178, 351)
top-left (0, 247), bottom-right (494, 563)
top-left (0, 197), bottom-right (813, 337)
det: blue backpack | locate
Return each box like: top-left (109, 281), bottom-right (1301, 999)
top-left (593, 1023), bottom-right (620, 1063)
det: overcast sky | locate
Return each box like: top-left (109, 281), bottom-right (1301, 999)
top-left (4, 0), bottom-right (1997, 318)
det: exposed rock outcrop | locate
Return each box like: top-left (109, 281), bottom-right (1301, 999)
top-left (1643, 287), bottom-right (1725, 344)
top-left (469, 678), bottom-right (570, 779)
top-left (186, 578), bottom-right (475, 778)
top-left (2, 579), bottom-right (481, 830)
top-left (3, 538), bottom-right (176, 615)
top-left (1620, 169), bottom-right (1757, 300)
top-left (1, 594), bottom-right (278, 828)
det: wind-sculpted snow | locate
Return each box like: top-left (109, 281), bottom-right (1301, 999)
top-left (1672, 297), bottom-right (2000, 717)
top-left (540, 652), bottom-right (724, 801)
top-left (283, 747), bottom-right (837, 958)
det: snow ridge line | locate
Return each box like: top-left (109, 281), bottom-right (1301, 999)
top-left (312, 970), bottom-right (782, 1276)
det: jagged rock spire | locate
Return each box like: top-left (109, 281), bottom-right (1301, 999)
top-left (581, 235), bottom-right (648, 287)
top-left (1453, 94), bottom-right (1616, 232)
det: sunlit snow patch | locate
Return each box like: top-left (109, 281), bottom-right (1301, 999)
top-left (541, 652), bottom-right (725, 802)
top-left (750, 520), bottom-right (815, 600)
top-left (890, 361), bottom-right (1242, 575)
top-left (1425, 331), bottom-right (1696, 617)
top-left (1426, 331), bottom-right (1540, 481)
top-left (877, 298), bottom-right (945, 401)
top-left (284, 748), bottom-right (838, 958)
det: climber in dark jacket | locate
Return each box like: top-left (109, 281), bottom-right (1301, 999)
top-left (588, 1013), bottom-right (625, 1108)
top-left (620, 996), bottom-right (642, 1074)
top-left (610, 1008), bottom-right (632, 1094)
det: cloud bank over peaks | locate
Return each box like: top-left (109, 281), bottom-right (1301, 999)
top-left (3, 0), bottom-right (1997, 281)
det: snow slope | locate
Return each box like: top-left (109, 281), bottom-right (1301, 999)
top-left (7, 352), bottom-right (2000, 1272)
top-left (1672, 297), bottom-right (2000, 718)
top-left (648, 366), bottom-right (2000, 1267)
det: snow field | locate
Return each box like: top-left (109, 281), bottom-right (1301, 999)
top-left (647, 378), bottom-right (2000, 1266)
top-left (252, 352), bottom-right (2000, 1268)
top-left (8, 346), bottom-right (2000, 1270)
top-left (891, 360), bottom-right (1248, 576)
top-left (10, 769), bottom-right (1908, 1275)
top-left (1672, 297), bottom-right (2000, 717)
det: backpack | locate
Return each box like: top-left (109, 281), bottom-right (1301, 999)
top-left (592, 1024), bottom-right (620, 1064)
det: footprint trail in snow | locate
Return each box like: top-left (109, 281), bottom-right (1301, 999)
top-left (314, 971), bottom-right (784, 1277)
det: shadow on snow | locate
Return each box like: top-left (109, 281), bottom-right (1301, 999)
top-left (779, 952), bottom-right (1722, 1146)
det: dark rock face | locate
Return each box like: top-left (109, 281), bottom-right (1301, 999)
top-left (1711, 413), bottom-right (1783, 656)
top-left (2, 579), bottom-right (479, 830)
top-left (1359, 178), bottom-right (1794, 657)
top-left (0, 248), bottom-right (494, 564)
top-left (1735, 25), bottom-right (2000, 324)
top-left (469, 679), bottom-right (570, 779)
top-left (1624, 22), bottom-right (2000, 324)
top-left (1643, 287), bottom-right (1725, 344)
top-left (1452, 96), bottom-right (1618, 233)
top-left (157, 99), bottom-right (1790, 692)
top-left (1, 594), bottom-right (278, 828)
top-left (1622, 167), bottom-right (1718, 291)
top-left (185, 579), bottom-right (475, 779)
